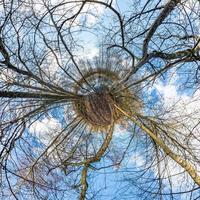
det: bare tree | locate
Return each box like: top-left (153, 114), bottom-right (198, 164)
top-left (0, 0), bottom-right (200, 199)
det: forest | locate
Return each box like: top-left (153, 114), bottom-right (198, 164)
top-left (0, 0), bottom-right (200, 199)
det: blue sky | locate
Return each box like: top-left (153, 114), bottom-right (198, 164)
top-left (1, 0), bottom-right (200, 199)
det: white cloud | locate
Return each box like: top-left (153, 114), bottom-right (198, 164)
top-left (128, 75), bottom-right (200, 194)
top-left (113, 124), bottom-right (127, 137)
top-left (150, 78), bottom-right (200, 190)
top-left (130, 152), bottom-right (145, 167)
top-left (81, 46), bottom-right (99, 59)
top-left (29, 116), bottom-right (61, 145)
top-left (76, 2), bottom-right (105, 27)
top-left (155, 80), bottom-right (200, 118)
top-left (85, 4), bottom-right (104, 27)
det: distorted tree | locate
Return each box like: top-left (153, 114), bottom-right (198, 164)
top-left (0, 0), bottom-right (200, 199)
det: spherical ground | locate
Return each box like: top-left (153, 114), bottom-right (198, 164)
top-left (73, 69), bottom-right (140, 131)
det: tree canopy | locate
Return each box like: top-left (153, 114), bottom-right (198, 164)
top-left (0, 0), bottom-right (200, 199)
